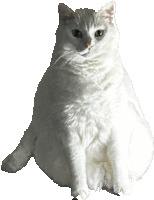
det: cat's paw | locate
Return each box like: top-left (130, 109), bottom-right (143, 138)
top-left (114, 183), bottom-right (133, 195)
top-left (72, 185), bottom-right (90, 200)
top-left (122, 185), bottom-right (133, 195)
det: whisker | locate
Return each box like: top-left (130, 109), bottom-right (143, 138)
top-left (53, 51), bottom-right (74, 66)
top-left (61, 53), bottom-right (76, 68)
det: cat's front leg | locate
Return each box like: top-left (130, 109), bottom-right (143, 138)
top-left (107, 121), bottom-right (133, 195)
top-left (66, 136), bottom-right (90, 200)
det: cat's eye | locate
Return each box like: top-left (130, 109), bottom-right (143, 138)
top-left (72, 29), bottom-right (82, 38)
top-left (95, 30), bottom-right (104, 37)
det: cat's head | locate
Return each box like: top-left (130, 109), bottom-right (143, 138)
top-left (55, 1), bottom-right (119, 64)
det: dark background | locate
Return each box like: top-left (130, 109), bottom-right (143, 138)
top-left (0, 1), bottom-right (154, 199)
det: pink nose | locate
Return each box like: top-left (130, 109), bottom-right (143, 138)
top-left (87, 42), bottom-right (92, 49)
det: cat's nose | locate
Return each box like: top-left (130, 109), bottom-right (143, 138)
top-left (87, 42), bottom-right (92, 50)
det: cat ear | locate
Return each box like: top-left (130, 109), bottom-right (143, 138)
top-left (96, 1), bottom-right (116, 24)
top-left (58, 3), bottom-right (75, 23)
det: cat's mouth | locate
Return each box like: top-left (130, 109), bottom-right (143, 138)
top-left (79, 48), bottom-right (90, 57)
top-left (82, 52), bottom-right (90, 57)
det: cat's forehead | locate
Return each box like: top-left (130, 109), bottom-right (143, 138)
top-left (74, 8), bottom-right (105, 31)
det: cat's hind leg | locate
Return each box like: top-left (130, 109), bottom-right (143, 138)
top-left (128, 119), bottom-right (154, 180)
top-left (107, 117), bottom-right (134, 196)
top-left (1, 122), bottom-right (36, 173)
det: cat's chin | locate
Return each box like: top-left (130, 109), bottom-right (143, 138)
top-left (79, 48), bottom-right (90, 56)
top-left (82, 52), bottom-right (90, 57)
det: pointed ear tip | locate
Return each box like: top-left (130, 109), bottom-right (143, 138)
top-left (58, 3), bottom-right (68, 10)
top-left (105, 1), bottom-right (116, 8)
top-left (58, 3), bottom-right (64, 8)
top-left (112, 1), bottom-right (116, 8)
top-left (58, 3), bottom-right (68, 13)
top-left (58, 3), bottom-right (64, 5)
top-left (58, 3), bottom-right (62, 6)
top-left (103, 1), bottom-right (116, 13)
top-left (58, 3), bottom-right (62, 10)
top-left (100, 1), bottom-right (116, 10)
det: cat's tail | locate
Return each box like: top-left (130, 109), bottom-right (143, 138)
top-left (1, 122), bottom-right (36, 173)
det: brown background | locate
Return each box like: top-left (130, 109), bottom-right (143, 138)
top-left (0, 0), bottom-right (154, 200)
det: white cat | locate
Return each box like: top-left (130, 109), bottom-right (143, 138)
top-left (1, 1), bottom-right (154, 200)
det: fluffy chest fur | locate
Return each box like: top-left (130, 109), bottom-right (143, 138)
top-left (63, 58), bottom-right (125, 150)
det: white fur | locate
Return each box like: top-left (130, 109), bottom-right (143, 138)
top-left (25, 1), bottom-right (154, 199)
